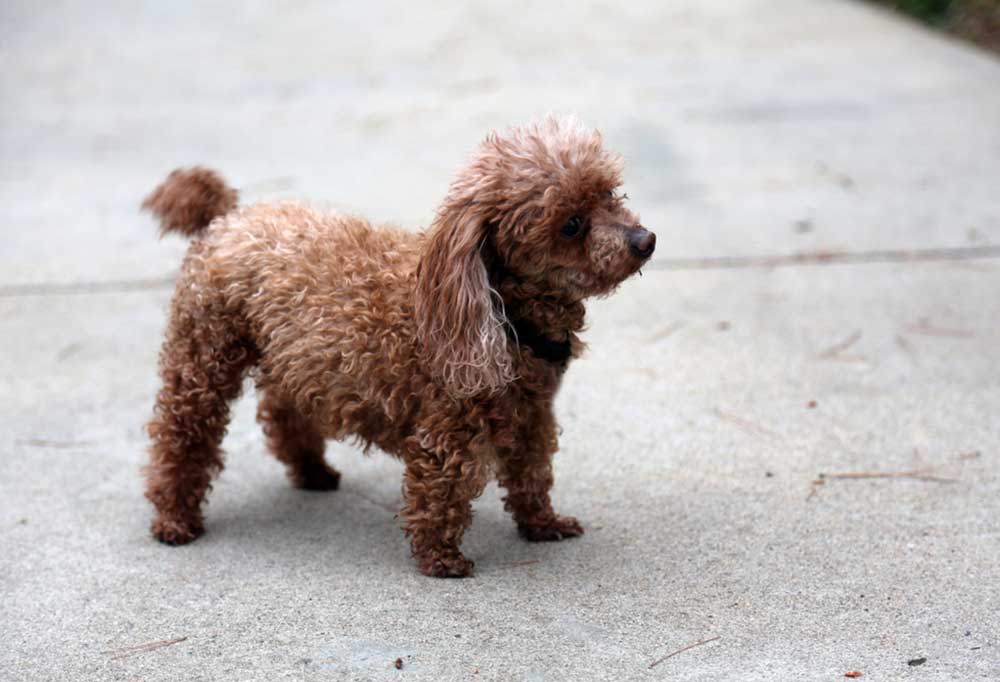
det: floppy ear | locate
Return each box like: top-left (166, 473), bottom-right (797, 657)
top-left (415, 195), bottom-right (515, 399)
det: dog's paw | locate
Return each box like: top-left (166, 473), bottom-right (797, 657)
top-left (151, 516), bottom-right (204, 546)
top-left (518, 515), bottom-right (584, 542)
top-left (418, 553), bottom-right (475, 578)
top-left (293, 464), bottom-right (341, 492)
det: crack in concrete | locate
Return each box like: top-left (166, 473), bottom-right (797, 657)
top-left (648, 245), bottom-right (1000, 271)
top-left (0, 245), bottom-right (997, 298)
top-left (0, 276), bottom-right (176, 297)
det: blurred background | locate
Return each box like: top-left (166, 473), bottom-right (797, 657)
top-left (2, 0), bottom-right (998, 290)
top-left (2, 2), bottom-right (998, 680)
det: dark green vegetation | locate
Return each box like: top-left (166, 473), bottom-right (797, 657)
top-left (872, 0), bottom-right (1000, 52)
top-left (887, 0), bottom-right (953, 24)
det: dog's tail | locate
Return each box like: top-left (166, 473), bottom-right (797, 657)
top-left (142, 167), bottom-right (238, 238)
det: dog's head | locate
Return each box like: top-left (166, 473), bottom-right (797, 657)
top-left (416, 116), bottom-right (654, 398)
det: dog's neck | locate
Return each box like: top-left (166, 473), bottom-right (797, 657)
top-left (493, 269), bottom-right (586, 365)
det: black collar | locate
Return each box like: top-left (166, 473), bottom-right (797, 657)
top-left (506, 317), bottom-right (572, 365)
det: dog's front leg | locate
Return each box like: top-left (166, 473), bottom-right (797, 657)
top-left (401, 441), bottom-right (488, 578)
top-left (497, 407), bottom-right (584, 542)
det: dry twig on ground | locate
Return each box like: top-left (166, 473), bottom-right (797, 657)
top-left (817, 330), bottom-right (862, 360)
top-left (648, 636), bottom-right (721, 669)
top-left (821, 470), bottom-right (957, 483)
top-left (104, 636), bottom-right (188, 660)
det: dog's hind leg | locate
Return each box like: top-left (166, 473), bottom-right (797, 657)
top-left (144, 296), bottom-right (257, 545)
top-left (256, 391), bottom-right (340, 491)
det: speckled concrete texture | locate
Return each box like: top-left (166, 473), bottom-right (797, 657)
top-left (1, 1), bottom-right (998, 680)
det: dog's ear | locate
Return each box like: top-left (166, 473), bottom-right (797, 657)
top-left (415, 184), bottom-right (515, 399)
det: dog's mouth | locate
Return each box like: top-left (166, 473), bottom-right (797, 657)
top-left (551, 264), bottom-right (637, 300)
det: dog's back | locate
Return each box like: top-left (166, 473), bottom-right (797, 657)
top-left (210, 201), bottom-right (425, 434)
top-left (144, 169), bottom-right (425, 451)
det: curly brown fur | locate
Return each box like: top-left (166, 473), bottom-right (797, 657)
top-left (257, 391), bottom-right (341, 491)
top-left (142, 167), bottom-right (238, 238)
top-left (142, 116), bottom-right (655, 577)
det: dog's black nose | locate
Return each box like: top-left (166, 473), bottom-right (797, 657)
top-left (628, 228), bottom-right (656, 259)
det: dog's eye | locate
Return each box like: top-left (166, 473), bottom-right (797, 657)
top-left (561, 215), bottom-right (583, 238)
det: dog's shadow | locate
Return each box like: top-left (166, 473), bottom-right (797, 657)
top-left (199, 461), bottom-right (610, 576)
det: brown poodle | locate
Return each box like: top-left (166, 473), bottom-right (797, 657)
top-left (142, 116), bottom-right (655, 577)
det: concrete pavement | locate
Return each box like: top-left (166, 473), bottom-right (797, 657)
top-left (2, 1), bottom-right (998, 680)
